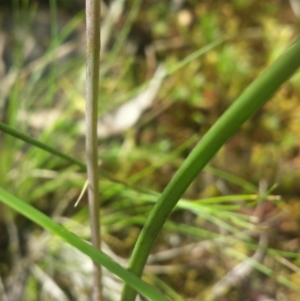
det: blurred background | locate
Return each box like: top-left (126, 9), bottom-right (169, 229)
top-left (0, 0), bottom-right (300, 300)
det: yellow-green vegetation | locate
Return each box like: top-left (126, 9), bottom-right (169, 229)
top-left (0, 0), bottom-right (300, 301)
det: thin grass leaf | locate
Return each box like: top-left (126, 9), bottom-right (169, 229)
top-left (194, 194), bottom-right (280, 204)
top-left (0, 187), bottom-right (169, 301)
top-left (0, 122), bottom-right (85, 169)
top-left (204, 166), bottom-right (258, 193)
top-left (113, 37), bottom-right (225, 108)
top-left (0, 122), bottom-right (160, 199)
top-left (226, 248), bottom-right (300, 294)
top-left (101, 0), bottom-right (143, 77)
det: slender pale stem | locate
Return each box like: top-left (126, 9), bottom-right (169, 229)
top-left (85, 0), bottom-right (102, 300)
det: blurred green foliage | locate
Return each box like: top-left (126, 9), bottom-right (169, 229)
top-left (1, 0), bottom-right (300, 300)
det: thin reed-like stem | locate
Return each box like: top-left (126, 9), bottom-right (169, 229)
top-left (85, 0), bottom-right (102, 300)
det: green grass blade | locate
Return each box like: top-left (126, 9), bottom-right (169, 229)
top-left (121, 37), bottom-right (300, 301)
top-left (0, 122), bottom-right (157, 195)
top-left (204, 166), bottom-right (257, 192)
top-left (0, 188), bottom-right (169, 301)
top-left (101, 0), bottom-right (143, 77)
top-left (0, 122), bottom-right (85, 170)
top-left (112, 37), bottom-right (225, 108)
